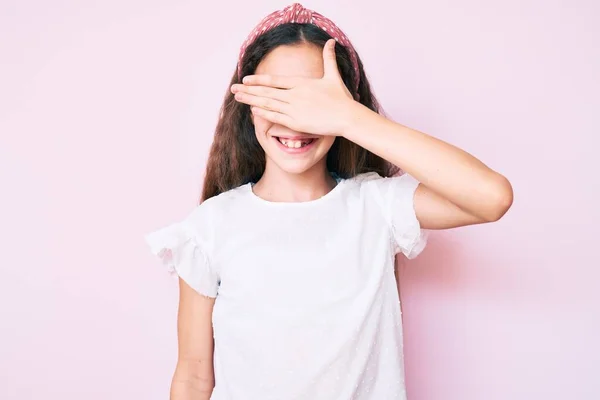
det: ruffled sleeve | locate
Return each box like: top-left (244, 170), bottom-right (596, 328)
top-left (144, 217), bottom-right (219, 298)
top-left (368, 173), bottom-right (428, 259)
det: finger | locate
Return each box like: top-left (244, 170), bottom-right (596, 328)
top-left (234, 92), bottom-right (289, 114)
top-left (230, 84), bottom-right (289, 103)
top-left (251, 106), bottom-right (294, 128)
top-left (242, 74), bottom-right (301, 89)
top-left (322, 39), bottom-right (341, 80)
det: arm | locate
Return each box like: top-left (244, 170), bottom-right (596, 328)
top-left (231, 39), bottom-right (512, 228)
top-left (171, 278), bottom-right (216, 400)
top-left (341, 103), bottom-right (513, 229)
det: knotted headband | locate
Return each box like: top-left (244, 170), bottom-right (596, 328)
top-left (237, 3), bottom-right (361, 94)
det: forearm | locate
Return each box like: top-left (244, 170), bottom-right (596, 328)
top-left (342, 102), bottom-right (513, 222)
top-left (170, 360), bottom-right (214, 400)
top-left (174, 279), bottom-right (217, 400)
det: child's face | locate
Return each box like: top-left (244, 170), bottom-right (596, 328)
top-left (252, 43), bottom-right (337, 175)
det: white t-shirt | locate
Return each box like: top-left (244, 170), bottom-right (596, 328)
top-left (145, 172), bottom-right (427, 400)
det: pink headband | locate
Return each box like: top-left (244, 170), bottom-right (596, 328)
top-left (237, 3), bottom-right (361, 94)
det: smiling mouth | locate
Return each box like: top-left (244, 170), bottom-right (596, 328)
top-left (275, 137), bottom-right (316, 149)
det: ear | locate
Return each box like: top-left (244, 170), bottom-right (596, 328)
top-left (322, 39), bottom-right (341, 80)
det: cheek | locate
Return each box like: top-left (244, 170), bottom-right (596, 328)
top-left (253, 115), bottom-right (273, 140)
top-left (320, 136), bottom-right (336, 152)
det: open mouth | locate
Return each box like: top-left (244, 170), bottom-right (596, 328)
top-left (275, 137), bottom-right (316, 149)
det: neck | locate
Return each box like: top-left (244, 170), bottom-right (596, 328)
top-left (253, 160), bottom-right (337, 203)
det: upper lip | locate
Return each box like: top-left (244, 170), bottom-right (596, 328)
top-left (274, 135), bottom-right (317, 140)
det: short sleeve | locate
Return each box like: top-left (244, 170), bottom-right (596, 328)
top-left (369, 173), bottom-right (428, 259)
top-left (144, 213), bottom-right (219, 298)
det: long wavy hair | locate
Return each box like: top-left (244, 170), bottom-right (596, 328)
top-left (201, 23), bottom-right (397, 202)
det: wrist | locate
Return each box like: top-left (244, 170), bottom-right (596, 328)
top-left (340, 100), bottom-right (374, 141)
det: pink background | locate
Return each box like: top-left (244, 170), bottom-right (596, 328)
top-left (1, 0), bottom-right (598, 399)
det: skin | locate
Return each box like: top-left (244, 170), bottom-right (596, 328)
top-left (170, 284), bottom-right (215, 399)
top-left (172, 39), bottom-right (514, 399)
top-left (249, 43), bottom-right (339, 202)
top-left (231, 39), bottom-right (514, 226)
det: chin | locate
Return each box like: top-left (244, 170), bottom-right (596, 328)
top-left (274, 159), bottom-right (320, 175)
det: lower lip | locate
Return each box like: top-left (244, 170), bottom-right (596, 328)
top-left (273, 137), bottom-right (318, 154)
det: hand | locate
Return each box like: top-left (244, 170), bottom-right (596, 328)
top-left (231, 39), bottom-right (357, 136)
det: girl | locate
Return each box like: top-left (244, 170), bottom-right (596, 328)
top-left (145, 3), bottom-right (513, 399)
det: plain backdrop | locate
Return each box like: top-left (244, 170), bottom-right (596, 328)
top-left (1, 0), bottom-right (598, 399)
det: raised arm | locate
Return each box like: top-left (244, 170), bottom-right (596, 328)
top-left (341, 105), bottom-right (513, 229)
top-left (231, 39), bottom-right (513, 229)
top-left (170, 279), bottom-right (216, 400)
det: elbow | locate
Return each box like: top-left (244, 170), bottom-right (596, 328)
top-left (481, 174), bottom-right (514, 223)
top-left (172, 358), bottom-right (215, 396)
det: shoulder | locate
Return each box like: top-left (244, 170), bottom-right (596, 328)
top-left (334, 172), bottom-right (387, 207)
top-left (197, 183), bottom-right (250, 212)
top-left (339, 172), bottom-right (420, 209)
top-left (144, 184), bottom-right (251, 266)
top-left (343, 172), bottom-right (419, 191)
top-left (340, 172), bottom-right (385, 191)
top-left (344, 171), bottom-right (383, 184)
top-left (187, 183), bottom-right (251, 228)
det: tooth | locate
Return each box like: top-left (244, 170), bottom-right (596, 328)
top-left (294, 141), bottom-right (301, 148)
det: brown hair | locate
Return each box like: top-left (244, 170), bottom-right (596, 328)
top-left (200, 23), bottom-right (397, 202)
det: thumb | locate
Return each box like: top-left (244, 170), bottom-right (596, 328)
top-left (322, 39), bottom-right (341, 80)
